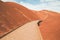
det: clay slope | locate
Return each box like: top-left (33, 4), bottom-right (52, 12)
top-left (0, 0), bottom-right (60, 40)
top-left (34, 10), bottom-right (60, 40)
top-left (0, 1), bottom-right (39, 38)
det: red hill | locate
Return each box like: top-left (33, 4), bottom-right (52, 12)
top-left (0, 1), bottom-right (39, 38)
top-left (0, 0), bottom-right (60, 40)
top-left (34, 10), bottom-right (60, 40)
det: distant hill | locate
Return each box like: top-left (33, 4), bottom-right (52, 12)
top-left (34, 10), bottom-right (60, 40)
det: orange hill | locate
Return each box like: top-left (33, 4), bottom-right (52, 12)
top-left (0, 0), bottom-right (60, 40)
top-left (0, 1), bottom-right (39, 38)
top-left (34, 10), bottom-right (60, 40)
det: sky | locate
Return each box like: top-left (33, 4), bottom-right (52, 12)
top-left (2, 0), bottom-right (60, 12)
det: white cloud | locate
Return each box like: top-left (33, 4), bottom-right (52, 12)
top-left (20, 1), bottom-right (60, 13)
top-left (1, 0), bottom-right (60, 12)
top-left (2, 0), bottom-right (16, 2)
top-left (45, 0), bottom-right (57, 2)
top-left (40, 0), bottom-right (58, 2)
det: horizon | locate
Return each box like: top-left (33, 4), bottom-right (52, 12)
top-left (1, 0), bottom-right (60, 12)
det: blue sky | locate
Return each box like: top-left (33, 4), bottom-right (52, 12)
top-left (15, 0), bottom-right (40, 5)
top-left (2, 0), bottom-right (60, 12)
